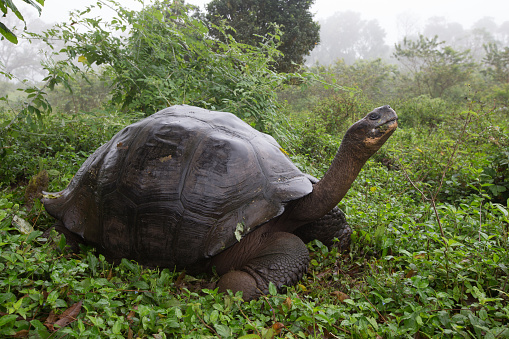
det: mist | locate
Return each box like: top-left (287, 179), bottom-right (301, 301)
top-left (2, 0), bottom-right (509, 83)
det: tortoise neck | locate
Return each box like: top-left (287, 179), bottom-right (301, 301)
top-left (278, 141), bottom-right (369, 231)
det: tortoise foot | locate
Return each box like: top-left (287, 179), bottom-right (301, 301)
top-left (217, 270), bottom-right (259, 300)
top-left (217, 232), bottom-right (309, 300)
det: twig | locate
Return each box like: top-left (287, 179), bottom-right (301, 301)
top-left (399, 165), bottom-right (445, 238)
top-left (502, 272), bottom-right (509, 292)
top-left (331, 323), bottom-right (351, 335)
top-left (194, 308), bottom-right (221, 338)
top-left (432, 112), bottom-right (473, 201)
top-left (478, 201), bottom-right (483, 242)
top-left (235, 299), bottom-right (261, 337)
top-left (359, 290), bottom-right (387, 323)
top-left (262, 295), bottom-right (277, 322)
top-left (4, 75), bottom-right (55, 132)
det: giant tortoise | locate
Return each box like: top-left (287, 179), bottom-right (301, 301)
top-left (43, 105), bottom-right (397, 300)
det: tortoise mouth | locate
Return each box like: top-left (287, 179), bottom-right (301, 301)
top-left (375, 118), bottom-right (398, 133)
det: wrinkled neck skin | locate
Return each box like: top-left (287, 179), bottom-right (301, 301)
top-left (274, 138), bottom-right (371, 233)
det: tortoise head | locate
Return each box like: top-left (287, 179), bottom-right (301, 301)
top-left (342, 105), bottom-right (398, 159)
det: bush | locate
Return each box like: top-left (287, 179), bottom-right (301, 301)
top-left (40, 0), bottom-right (293, 134)
top-left (311, 94), bottom-right (366, 135)
top-left (286, 93), bottom-right (372, 171)
top-left (0, 110), bottom-right (139, 189)
top-left (395, 95), bottom-right (450, 129)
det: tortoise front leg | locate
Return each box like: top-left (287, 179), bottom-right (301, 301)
top-left (215, 232), bottom-right (309, 300)
top-left (293, 206), bottom-right (352, 250)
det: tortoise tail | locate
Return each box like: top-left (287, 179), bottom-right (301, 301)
top-left (41, 189), bottom-right (69, 220)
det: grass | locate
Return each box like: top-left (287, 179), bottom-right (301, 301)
top-left (1, 104), bottom-right (509, 338)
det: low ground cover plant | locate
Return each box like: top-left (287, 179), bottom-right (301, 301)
top-left (1, 100), bottom-right (508, 338)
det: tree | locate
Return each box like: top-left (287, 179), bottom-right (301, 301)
top-left (0, 0), bottom-right (44, 44)
top-left (484, 43), bottom-right (509, 84)
top-left (498, 21), bottom-right (509, 46)
top-left (423, 17), bottom-right (466, 48)
top-left (306, 11), bottom-right (388, 66)
top-left (465, 27), bottom-right (497, 61)
top-left (205, 0), bottom-right (319, 73)
top-left (0, 15), bottom-right (54, 82)
top-left (330, 58), bottom-right (397, 100)
top-left (483, 43), bottom-right (509, 104)
top-left (393, 35), bottom-right (475, 98)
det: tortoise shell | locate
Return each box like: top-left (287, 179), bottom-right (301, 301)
top-left (44, 105), bottom-right (313, 271)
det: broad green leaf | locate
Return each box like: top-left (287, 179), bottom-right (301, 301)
top-left (214, 324), bottom-right (231, 337)
top-left (209, 310), bottom-right (218, 323)
top-left (238, 335), bottom-right (261, 339)
top-left (268, 281), bottom-right (277, 296)
top-left (0, 314), bottom-right (17, 327)
top-left (112, 318), bottom-right (122, 334)
top-left (22, 0), bottom-right (42, 15)
top-left (47, 290), bottom-right (59, 305)
top-left (493, 203), bottom-right (508, 217)
top-left (366, 316), bottom-right (378, 330)
top-left (438, 310), bottom-right (450, 326)
top-left (0, 22), bottom-right (18, 44)
top-left (447, 238), bottom-right (463, 247)
top-left (153, 11), bottom-right (163, 21)
top-left (4, 0), bottom-right (23, 20)
top-left (132, 281), bottom-right (149, 290)
top-left (120, 258), bottom-right (140, 275)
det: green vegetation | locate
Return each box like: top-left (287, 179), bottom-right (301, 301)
top-left (1, 0), bottom-right (509, 337)
top-left (206, 0), bottom-right (320, 73)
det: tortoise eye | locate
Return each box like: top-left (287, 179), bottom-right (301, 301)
top-left (368, 113), bottom-right (381, 120)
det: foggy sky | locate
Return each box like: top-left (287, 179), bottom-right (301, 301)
top-left (15, 0), bottom-right (509, 44)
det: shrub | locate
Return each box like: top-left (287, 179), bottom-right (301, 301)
top-left (395, 95), bottom-right (450, 129)
top-left (286, 93), bottom-right (372, 171)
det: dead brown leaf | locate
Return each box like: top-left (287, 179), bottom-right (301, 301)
top-left (331, 291), bottom-right (350, 302)
top-left (107, 268), bottom-right (113, 280)
top-left (175, 271), bottom-right (186, 288)
top-left (405, 270), bottom-right (417, 278)
top-left (44, 310), bottom-right (58, 331)
top-left (13, 330), bottom-right (29, 338)
top-left (127, 305), bottom-right (138, 323)
top-left (283, 296), bottom-right (292, 309)
top-left (272, 322), bottom-right (285, 335)
top-left (53, 300), bottom-right (83, 329)
top-left (315, 268), bottom-right (332, 279)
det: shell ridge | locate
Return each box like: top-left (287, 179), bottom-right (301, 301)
top-left (96, 116), bottom-right (160, 256)
top-left (174, 116), bottom-right (211, 264)
top-left (202, 132), bottom-right (266, 257)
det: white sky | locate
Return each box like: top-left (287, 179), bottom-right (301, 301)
top-left (19, 0), bottom-right (509, 44)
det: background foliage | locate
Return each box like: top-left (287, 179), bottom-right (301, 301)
top-left (1, 0), bottom-right (509, 337)
top-left (38, 0), bottom-right (291, 131)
